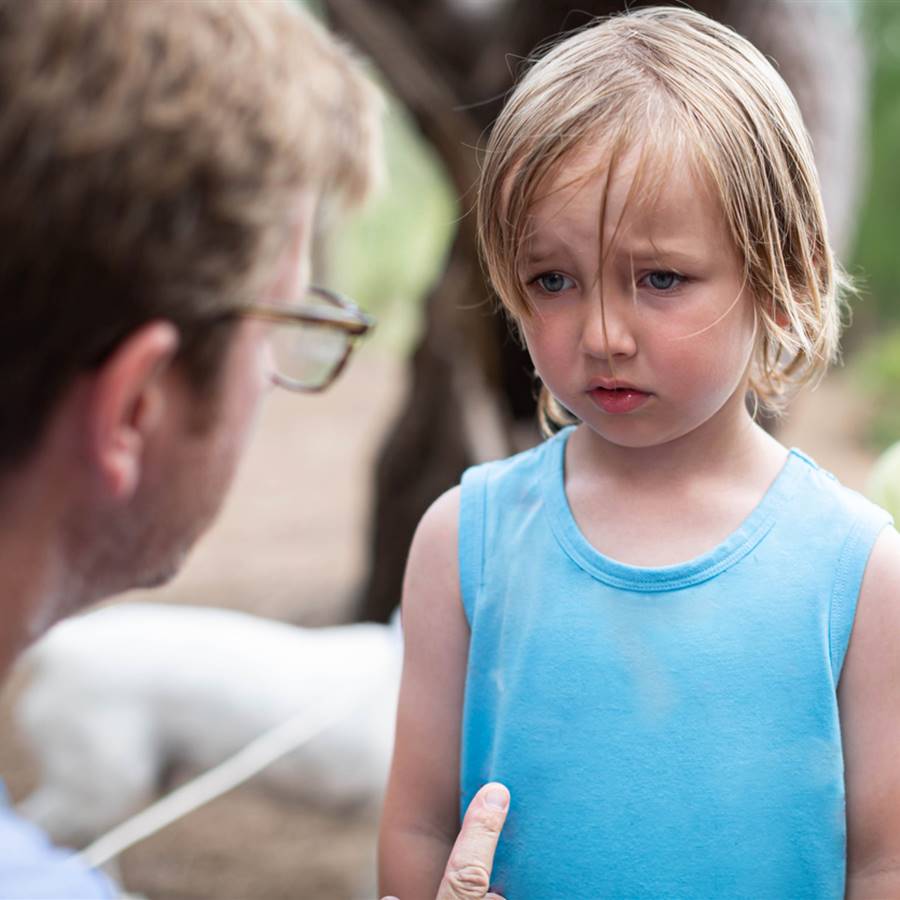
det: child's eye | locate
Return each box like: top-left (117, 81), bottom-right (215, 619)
top-left (642, 271), bottom-right (684, 291)
top-left (531, 272), bottom-right (575, 294)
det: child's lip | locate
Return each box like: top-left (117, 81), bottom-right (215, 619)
top-left (587, 377), bottom-right (649, 394)
top-left (588, 384), bottom-right (652, 414)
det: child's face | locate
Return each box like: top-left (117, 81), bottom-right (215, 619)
top-left (517, 144), bottom-right (757, 450)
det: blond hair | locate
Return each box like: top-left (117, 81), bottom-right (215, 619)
top-left (477, 6), bottom-right (846, 433)
top-left (0, 0), bottom-right (380, 467)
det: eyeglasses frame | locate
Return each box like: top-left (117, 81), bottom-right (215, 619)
top-left (231, 285), bottom-right (375, 392)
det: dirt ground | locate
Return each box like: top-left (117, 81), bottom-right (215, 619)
top-left (0, 346), bottom-right (880, 900)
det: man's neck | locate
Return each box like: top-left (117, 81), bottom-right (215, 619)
top-left (0, 465), bottom-right (86, 679)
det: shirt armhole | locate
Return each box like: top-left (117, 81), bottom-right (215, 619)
top-left (829, 507), bottom-right (894, 684)
top-left (458, 465), bottom-right (488, 626)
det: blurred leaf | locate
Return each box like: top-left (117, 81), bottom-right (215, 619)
top-left (329, 89), bottom-right (457, 355)
top-left (851, 2), bottom-right (900, 324)
top-left (854, 326), bottom-right (900, 449)
top-left (866, 441), bottom-right (900, 521)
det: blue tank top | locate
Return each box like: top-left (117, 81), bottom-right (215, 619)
top-left (458, 428), bottom-right (892, 899)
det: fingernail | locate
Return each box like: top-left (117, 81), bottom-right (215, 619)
top-left (485, 784), bottom-right (509, 810)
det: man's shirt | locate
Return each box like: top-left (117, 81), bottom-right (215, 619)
top-left (0, 783), bottom-right (115, 899)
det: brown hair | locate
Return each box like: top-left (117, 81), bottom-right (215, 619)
top-left (477, 6), bottom-right (847, 434)
top-left (0, 0), bottom-right (380, 466)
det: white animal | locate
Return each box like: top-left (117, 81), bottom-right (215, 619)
top-left (15, 603), bottom-right (402, 851)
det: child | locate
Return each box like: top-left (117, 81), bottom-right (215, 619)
top-left (379, 7), bottom-right (900, 899)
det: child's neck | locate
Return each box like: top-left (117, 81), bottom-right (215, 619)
top-left (563, 407), bottom-right (788, 568)
top-left (571, 395), bottom-right (779, 487)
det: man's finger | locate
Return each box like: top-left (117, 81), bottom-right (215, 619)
top-left (436, 782), bottom-right (509, 900)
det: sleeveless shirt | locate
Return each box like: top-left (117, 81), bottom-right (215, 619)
top-left (458, 428), bottom-right (892, 899)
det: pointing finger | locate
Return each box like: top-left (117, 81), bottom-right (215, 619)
top-left (436, 782), bottom-right (509, 900)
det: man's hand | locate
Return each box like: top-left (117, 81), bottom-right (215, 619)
top-left (382, 782), bottom-right (510, 900)
top-left (437, 782), bottom-right (509, 900)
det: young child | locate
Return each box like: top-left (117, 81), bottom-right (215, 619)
top-left (379, 7), bottom-right (900, 899)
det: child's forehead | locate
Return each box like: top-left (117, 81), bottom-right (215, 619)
top-left (523, 140), bottom-right (726, 248)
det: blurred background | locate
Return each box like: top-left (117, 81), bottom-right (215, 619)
top-left (2, 0), bottom-right (900, 897)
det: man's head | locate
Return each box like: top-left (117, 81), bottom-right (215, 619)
top-left (0, 0), bottom-right (380, 615)
top-left (0, 0), bottom-right (378, 465)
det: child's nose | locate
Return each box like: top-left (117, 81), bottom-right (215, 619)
top-left (581, 292), bottom-right (637, 360)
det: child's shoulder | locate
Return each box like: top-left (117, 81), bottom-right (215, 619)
top-left (413, 432), bottom-right (560, 552)
top-left (462, 428), bottom-right (569, 492)
top-left (787, 447), bottom-right (893, 528)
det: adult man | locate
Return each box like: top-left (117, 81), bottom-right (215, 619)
top-left (0, 1), bottom-right (507, 897)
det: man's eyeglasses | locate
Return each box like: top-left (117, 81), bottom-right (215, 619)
top-left (236, 286), bottom-right (375, 392)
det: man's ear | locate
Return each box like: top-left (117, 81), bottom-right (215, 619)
top-left (87, 321), bottom-right (180, 501)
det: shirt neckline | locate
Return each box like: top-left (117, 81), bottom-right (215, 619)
top-left (542, 427), bottom-right (805, 592)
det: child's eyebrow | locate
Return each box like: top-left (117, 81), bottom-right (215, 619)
top-left (520, 250), bottom-right (552, 267)
top-left (618, 243), bottom-right (705, 266)
top-left (519, 244), bottom-right (580, 269)
top-left (521, 242), bottom-right (704, 270)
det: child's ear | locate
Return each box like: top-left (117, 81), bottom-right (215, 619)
top-left (770, 299), bottom-right (790, 330)
top-left (86, 321), bottom-right (180, 500)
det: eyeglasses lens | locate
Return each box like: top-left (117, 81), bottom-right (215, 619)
top-left (269, 317), bottom-right (349, 389)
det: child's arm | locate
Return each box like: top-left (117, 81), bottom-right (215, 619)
top-left (839, 525), bottom-right (900, 898)
top-left (379, 487), bottom-right (470, 899)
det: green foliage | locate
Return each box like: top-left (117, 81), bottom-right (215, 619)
top-left (294, 0), bottom-right (457, 356)
top-left (867, 441), bottom-right (900, 520)
top-left (842, 5), bottom-right (900, 455)
top-left (852, 2), bottom-right (900, 324)
top-left (855, 327), bottom-right (900, 450)
top-left (329, 93), bottom-right (457, 354)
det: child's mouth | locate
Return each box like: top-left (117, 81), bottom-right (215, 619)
top-left (588, 386), bottom-right (651, 414)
